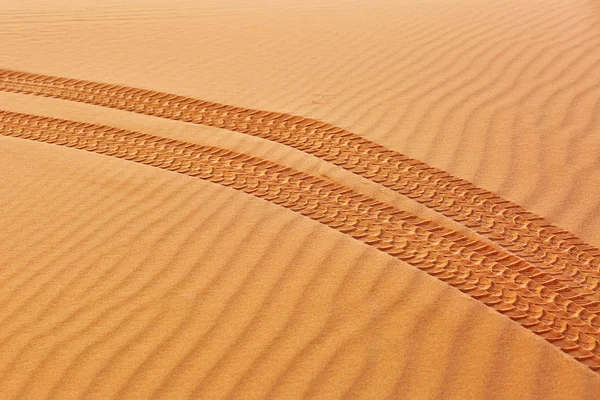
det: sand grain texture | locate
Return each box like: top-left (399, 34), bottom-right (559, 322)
top-left (1, 0), bottom-right (600, 399)
top-left (2, 136), bottom-right (600, 399)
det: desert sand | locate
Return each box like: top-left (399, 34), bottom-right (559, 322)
top-left (1, 0), bottom-right (600, 399)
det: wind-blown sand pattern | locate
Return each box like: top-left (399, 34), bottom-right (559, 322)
top-left (2, 108), bottom-right (600, 391)
top-left (2, 0), bottom-right (600, 398)
top-left (3, 70), bottom-right (600, 293)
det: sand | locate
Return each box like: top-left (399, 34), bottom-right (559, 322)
top-left (1, 0), bottom-right (600, 399)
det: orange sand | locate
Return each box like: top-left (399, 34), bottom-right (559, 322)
top-left (1, 0), bottom-right (600, 399)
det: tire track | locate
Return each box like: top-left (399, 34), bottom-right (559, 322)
top-left (2, 110), bottom-right (600, 372)
top-left (1, 69), bottom-right (599, 298)
top-left (1, 108), bottom-right (597, 328)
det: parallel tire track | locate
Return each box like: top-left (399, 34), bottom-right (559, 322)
top-left (1, 69), bottom-right (599, 299)
top-left (2, 110), bottom-right (600, 372)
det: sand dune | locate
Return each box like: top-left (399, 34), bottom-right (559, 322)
top-left (2, 0), bottom-right (599, 243)
top-left (1, 135), bottom-right (599, 399)
top-left (2, 0), bottom-right (600, 398)
top-left (3, 70), bottom-right (599, 280)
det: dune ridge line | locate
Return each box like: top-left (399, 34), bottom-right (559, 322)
top-left (1, 69), bottom-right (599, 298)
top-left (2, 109), bottom-right (600, 372)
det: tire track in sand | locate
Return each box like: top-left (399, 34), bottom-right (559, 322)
top-left (1, 69), bottom-right (599, 302)
top-left (2, 109), bottom-right (600, 373)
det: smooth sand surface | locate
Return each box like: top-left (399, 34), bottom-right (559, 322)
top-left (1, 0), bottom-right (600, 399)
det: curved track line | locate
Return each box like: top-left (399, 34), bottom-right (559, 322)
top-left (1, 69), bottom-right (599, 298)
top-left (2, 110), bottom-right (600, 372)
